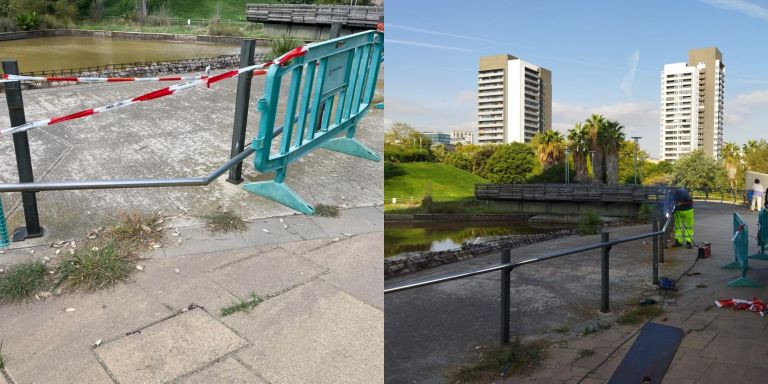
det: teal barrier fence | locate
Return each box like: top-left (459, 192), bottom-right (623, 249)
top-left (722, 212), bottom-right (763, 287)
top-left (245, 30), bottom-right (383, 214)
top-left (749, 209), bottom-right (768, 261)
top-left (0, 196), bottom-right (10, 248)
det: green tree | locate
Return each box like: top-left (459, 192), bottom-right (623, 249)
top-left (532, 130), bottom-right (565, 169)
top-left (743, 139), bottom-right (768, 174)
top-left (567, 122), bottom-right (591, 183)
top-left (671, 150), bottom-right (727, 191)
top-left (599, 120), bottom-right (625, 184)
top-left (618, 140), bottom-right (648, 184)
top-left (721, 142), bottom-right (741, 189)
top-left (584, 114), bottom-right (607, 183)
top-left (443, 151), bottom-right (472, 172)
top-left (483, 143), bottom-right (536, 184)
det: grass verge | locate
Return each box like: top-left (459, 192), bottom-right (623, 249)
top-left (220, 292), bottom-right (263, 316)
top-left (449, 339), bottom-right (546, 382)
top-left (0, 262), bottom-right (47, 304)
top-left (616, 304), bottom-right (664, 325)
top-left (314, 204), bottom-right (340, 218)
top-left (202, 211), bottom-right (247, 233)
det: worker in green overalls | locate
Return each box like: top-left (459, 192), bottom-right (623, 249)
top-left (666, 187), bottom-right (694, 249)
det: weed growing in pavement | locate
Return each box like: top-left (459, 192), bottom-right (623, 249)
top-left (314, 204), bottom-right (340, 218)
top-left (617, 304), bottom-right (664, 325)
top-left (55, 243), bottom-right (135, 292)
top-left (220, 292), bottom-right (263, 317)
top-left (0, 262), bottom-right (47, 304)
top-left (202, 210), bottom-right (247, 233)
top-left (449, 338), bottom-right (547, 382)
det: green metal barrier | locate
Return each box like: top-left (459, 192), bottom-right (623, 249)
top-left (245, 30), bottom-right (383, 214)
top-left (722, 212), bottom-right (763, 288)
top-left (749, 209), bottom-right (768, 261)
top-left (0, 195), bottom-right (11, 248)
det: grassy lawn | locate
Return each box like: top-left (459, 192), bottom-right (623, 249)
top-left (384, 162), bottom-right (489, 203)
top-left (103, 0), bottom-right (280, 21)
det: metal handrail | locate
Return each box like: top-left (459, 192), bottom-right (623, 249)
top-left (385, 212), bottom-right (673, 294)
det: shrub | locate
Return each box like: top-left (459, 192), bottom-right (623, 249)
top-left (0, 16), bottom-right (18, 32)
top-left (484, 143), bottom-right (536, 183)
top-left (578, 212), bottom-right (602, 235)
top-left (208, 22), bottom-right (243, 37)
top-left (269, 35), bottom-right (301, 61)
top-left (39, 14), bottom-right (69, 29)
top-left (16, 11), bottom-right (39, 31)
top-left (421, 195), bottom-right (434, 213)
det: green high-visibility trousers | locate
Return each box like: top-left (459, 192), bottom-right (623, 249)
top-left (674, 209), bottom-right (694, 243)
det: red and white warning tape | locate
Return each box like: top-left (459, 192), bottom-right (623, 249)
top-left (1, 73), bottom-right (210, 84)
top-left (0, 46), bottom-right (307, 137)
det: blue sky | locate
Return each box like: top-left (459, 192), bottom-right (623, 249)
top-left (384, 0), bottom-right (768, 158)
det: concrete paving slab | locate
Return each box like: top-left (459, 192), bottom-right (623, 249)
top-left (152, 245), bottom-right (277, 273)
top-left (239, 217), bottom-right (303, 245)
top-left (281, 214), bottom-right (330, 240)
top-left (311, 205), bottom-right (383, 237)
top-left (663, 355), bottom-right (713, 383)
top-left (96, 308), bottom-right (247, 384)
top-left (135, 270), bottom-right (240, 314)
top-left (0, 373), bottom-right (7, 384)
top-left (304, 232), bottom-right (384, 309)
top-left (163, 226), bottom-right (251, 257)
top-left (277, 237), bottom-right (333, 256)
top-left (177, 357), bottom-right (267, 384)
top-left (696, 361), bottom-right (768, 384)
top-left (0, 284), bottom-right (171, 384)
top-left (228, 280), bottom-right (383, 384)
top-left (207, 247), bottom-right (326, 298)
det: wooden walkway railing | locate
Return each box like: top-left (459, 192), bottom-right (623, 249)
top-left (246, 4), bottom-right (383, 28)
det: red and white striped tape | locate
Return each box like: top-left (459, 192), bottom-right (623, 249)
top-left (1, 73), bottom-right (210, 84)
top-left (0, 46), bottom-right (307, 137)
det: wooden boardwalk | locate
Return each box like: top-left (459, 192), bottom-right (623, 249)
top-left (475, 184), bottom-right (668, 203)
top-left (246, 4), bottom-right (383, 28)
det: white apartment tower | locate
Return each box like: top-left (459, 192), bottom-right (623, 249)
top-left (660, 47), bottom-right (724, 161)
top-left (477, 54), bottom-right (551, 144)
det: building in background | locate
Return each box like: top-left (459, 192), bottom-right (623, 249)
top-left (477, 54), bottom-right (551, 144)
top-left (450, 129), bottom-right (474, 145)
top-left (422, 131), bottom-right (451, 147)
top-left (660, 47), bottom-right (725, 161)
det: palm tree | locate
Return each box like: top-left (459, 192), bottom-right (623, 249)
top-left (721, 142), bottom-right (741, 189)
top-left (534, 130), bottom-right (565, 169)
top-left (567, 123), bottom-right (591, 183)
top-left (599, 120), bottom-right (626, 184)
top-left (583, 114), bottom-right (606, 183)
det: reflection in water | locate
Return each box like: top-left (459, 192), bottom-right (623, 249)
top-left (0, 37), bottom-right (253, 72)
top-left (384, 221), bottom-right (571, 257)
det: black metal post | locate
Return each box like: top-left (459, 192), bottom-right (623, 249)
top-left (226, 40), bottom-right (257, 184)
top-left (652, 218), bottom-right (659, 285)
top-left (2, 60), bottom-right (43, 240)
top-left (659, 205), bottom-right (666, 263)
top-left (500, 249), bottom-right (511, 345)
top-left (600, 232), bottom-right (610, 313)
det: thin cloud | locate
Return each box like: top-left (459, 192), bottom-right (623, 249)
top-left (620, 50), bottom-right (640, 98)
top-left (386, 39), bottom-right (480, 53)
top-left (700, 0), bottom-right (768, 21)
top-left (386, 23), bottom-right (500, 44)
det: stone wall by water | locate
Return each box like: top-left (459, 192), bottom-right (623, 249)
top-left (0, 29), bottom-right (272, 45)
top-left (384, 229), bottom-right (576, 279)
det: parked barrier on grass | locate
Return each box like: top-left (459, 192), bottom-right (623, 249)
top-left (750, 209), bottom-right (768, 261)
top-left (722, 213), bottom-right (763, 287)
top-left (245, 30), bottom-right (383, 214)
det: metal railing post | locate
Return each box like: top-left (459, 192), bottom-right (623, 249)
top-left (226, 39), bottom-right (257, 184)
top-left (601, 232), bottom-right (610, 313)
top-left (652, 218), bottom-right (659, 285)
top-left (500, 249), bottom-right (511, 345)
top-left (2, 60), bottom-right (43, 241)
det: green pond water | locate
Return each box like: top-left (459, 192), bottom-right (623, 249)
top-left (385, 221), bottom-right (572, 258)
top-left (0, 36), bottom-right (259, 72)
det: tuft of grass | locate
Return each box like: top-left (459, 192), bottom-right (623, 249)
top-left (0, 261), bottom-right (47, 304)
top-left (577, 349), bottom-right (595, 359)
top-left (314, 204), bottom-right (340, 218)
top-left (617, 305), bottom-right (664, 325)
top-left (578, 212), bottom-right (602, 236)
top-left (108, 211), bottom-right (165, 248)
top-left (449, 339), bottom-right (547, 382)
top-left (202, 211), bottom-right (247, 233)
top-left (0, 340), bottom-right (5, 370)
top-left (268, 35), bottom-right (301, 61)
top-left (55, 243), bottom-right (135, 292)
top-left (554, 326), bottom-right (570, 334)
top-left (220, 292), bottom-right (263, 317)
top-left (208, 22), bottom-right (243, 36)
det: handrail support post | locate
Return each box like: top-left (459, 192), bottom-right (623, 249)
top-left (652, 218), bottom-right (659, 285)
top-left (500, 249), bottom-right (511, 345)
top-left (226, 39), bottom-right (257, 184)
top-left (601, 232), bottom-right (610, 314)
